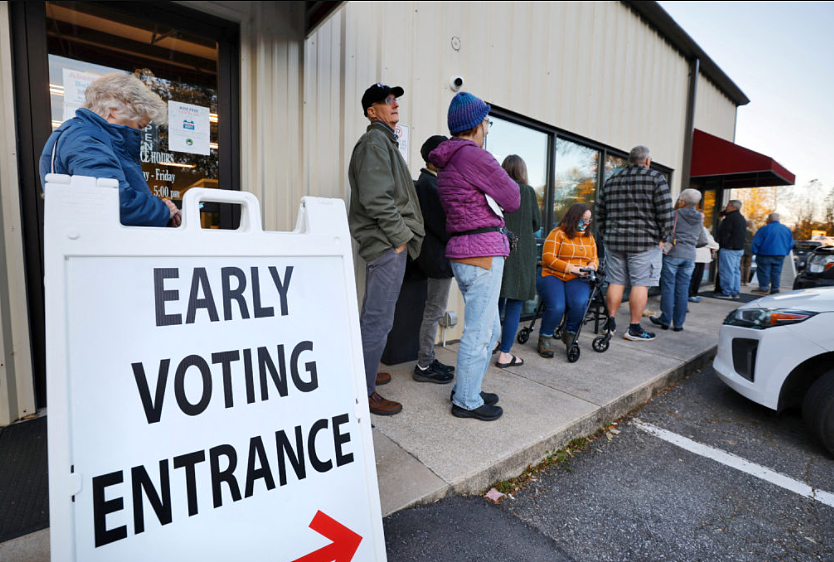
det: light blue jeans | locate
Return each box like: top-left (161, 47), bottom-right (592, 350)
top-left (718, 249), bottom-right (743, 296)
top-left (451, 257), bottom-right (505, 410)
top-left (658, 256), bottom-right (695, 329)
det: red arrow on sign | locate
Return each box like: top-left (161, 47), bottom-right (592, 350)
top-left (292, 510), bottom-right (363, 562)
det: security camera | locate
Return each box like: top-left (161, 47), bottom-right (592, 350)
top-left (450, 76), bottom-right (465, 92)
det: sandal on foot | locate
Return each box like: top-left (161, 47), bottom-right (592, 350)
top-left (495, 355), bottom-right (524, 368)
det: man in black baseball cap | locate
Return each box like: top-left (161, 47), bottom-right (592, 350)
top-left (361, 83), bottom-right (404, 116)
top-left (348, 82), bottom-right (424, 416)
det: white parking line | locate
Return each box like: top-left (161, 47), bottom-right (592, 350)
top-left (636, 422), bottom-right (834, 509)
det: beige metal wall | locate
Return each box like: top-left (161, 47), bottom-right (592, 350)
top-left (694, 74), bottom-right (737, 142)
top-left (318, 1), bottom-right (693, 193)
top-left (0, 1), bottom-right (37, 425)
top-left (182, 1), bottom-right (308, 232)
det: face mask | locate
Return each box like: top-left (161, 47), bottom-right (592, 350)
top-left (577, 220), bottom-right (587, 232)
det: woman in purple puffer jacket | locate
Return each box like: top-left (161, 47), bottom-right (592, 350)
top-left (429, 92), bottom-right (520, 422)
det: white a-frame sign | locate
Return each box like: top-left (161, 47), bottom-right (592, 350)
top-left (44, 174), bottom-right (386, 562)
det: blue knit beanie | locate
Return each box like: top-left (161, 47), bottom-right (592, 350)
top-left (447, 92), bottom-right (491, 135)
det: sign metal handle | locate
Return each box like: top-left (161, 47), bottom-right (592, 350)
top-left (182, 187), bottom-right (263, 233)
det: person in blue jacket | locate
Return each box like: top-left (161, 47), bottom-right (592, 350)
top-left (39, 73), bottom-right (180, 227)
top-left (751, 212), bottom-right (795, 295)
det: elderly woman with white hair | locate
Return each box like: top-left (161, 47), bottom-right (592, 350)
top-left (650, 188), bottom-right (705, 332)
top-left (39, 73), bottom-right (180, 227)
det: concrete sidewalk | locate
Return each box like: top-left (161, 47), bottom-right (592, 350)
top-left (1, 292), bottom-right (743, 561)
top-left (372, 292), bottom-right (741, 517)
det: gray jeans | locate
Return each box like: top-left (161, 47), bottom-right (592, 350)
top-left (360, 248), bottom-right (407, 396)
top-left (417, 276), bottom-right (453, 369)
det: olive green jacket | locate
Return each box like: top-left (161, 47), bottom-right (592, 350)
top-left (500, 183), bottom-right (542, 301)
top-left (348, 122), bottom-right (424, 263)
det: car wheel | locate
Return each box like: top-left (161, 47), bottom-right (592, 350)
top-left (802, 369), bottom-right (834, 456)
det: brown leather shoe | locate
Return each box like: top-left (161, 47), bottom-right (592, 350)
top-left (376, 372), bottom-right (392, 385)
top-left (369, 392), bottom-right (402, 416)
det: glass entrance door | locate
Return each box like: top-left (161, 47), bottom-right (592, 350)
top-left (45, 1), bottom-right (224, 226)
top-left (11, 1), bottom-right (239, 407)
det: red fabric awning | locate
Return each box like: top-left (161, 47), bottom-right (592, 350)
top-left (691, 129), bottom-right (795, 188)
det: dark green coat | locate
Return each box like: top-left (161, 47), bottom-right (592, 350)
top-left (348, 122), bottom-right (424, 263)
top-left (500, 183), bottom-right (542, 300)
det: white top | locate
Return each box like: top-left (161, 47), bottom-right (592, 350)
top-left (695, 227), bottom-right (720, 263)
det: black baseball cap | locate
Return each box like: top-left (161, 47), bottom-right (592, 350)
top-left (362, 83), bottom-right (405, 116)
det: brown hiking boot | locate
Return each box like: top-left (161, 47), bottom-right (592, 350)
top-left (376, 372), bottom-right (392, 385)
top-left (537, 334), bottom-right (555, 358)
top-left (562, 331), bottom-right (576, 348)
top-left (369, 392), bottom-right (402, 416)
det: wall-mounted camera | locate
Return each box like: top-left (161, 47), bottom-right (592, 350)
top-left (450, 76), bottom-right (465, 92)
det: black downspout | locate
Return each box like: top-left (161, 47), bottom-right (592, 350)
top-left (680, 57), bottom-right (700, 192)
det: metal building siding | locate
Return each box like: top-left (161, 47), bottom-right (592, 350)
top-left (0, 1), bottom-right (37, 424)
top-left (240, 1), bottom-right (306, 232)
top-left (311, 2), bottom-right (697, 181)
top-left (695, 75), bottom-right (738, 142)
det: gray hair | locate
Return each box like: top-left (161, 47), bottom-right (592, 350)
top-left (728, 199), bottom-right (743, 210)
top-left (679, 188), bottom-right (701, 207)
top-left (83, 73), bottom-right (168, 125)
top-left (628, 145), bottom-right (651, 164)
top-left (767, 212), bottom-right (780, 223)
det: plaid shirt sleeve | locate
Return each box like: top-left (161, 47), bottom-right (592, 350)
top-left (654, 175), bottom-right (674, 241)
top-left (596, 182), bottom-right (607, 240)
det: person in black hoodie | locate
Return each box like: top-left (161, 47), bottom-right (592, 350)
top-left (650, 189), bottom-right (704, 331)
top-left (716, 199), bottom-right (747, 299)
top-left (412, 135), bottom-right (456, 383)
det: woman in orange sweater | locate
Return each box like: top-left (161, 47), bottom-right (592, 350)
top-left (536, 203), bottom-right (599, 357)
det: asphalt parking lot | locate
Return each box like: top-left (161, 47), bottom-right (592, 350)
top-left (384, 366), bottom-right (834, 561)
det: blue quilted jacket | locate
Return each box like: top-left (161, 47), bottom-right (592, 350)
top-left (39, 108), bottom-right (170, 227)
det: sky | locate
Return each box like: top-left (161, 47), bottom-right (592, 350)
top-left (658, 1), bottom-right (834, 198)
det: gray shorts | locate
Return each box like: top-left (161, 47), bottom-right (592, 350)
top-left (605, 247), bottom-right (662, 287)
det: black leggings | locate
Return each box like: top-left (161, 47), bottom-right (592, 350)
top-left (690, 262), bottom-right (705, 297)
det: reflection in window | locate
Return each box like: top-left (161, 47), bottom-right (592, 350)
top-left (702, 189), bottom-right (716, 232)
top-left (486, 117), bottom-right (550, 317)
top-left (553, 139), bottom-right (599, 228)
top-left (486, 116), bottom-right (548, 236)
top-left (45, 1), bottom-right (222, 227)
top-left (604, 154), bottom-right (627, 182)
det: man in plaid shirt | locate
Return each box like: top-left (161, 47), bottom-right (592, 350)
top-left (597, 145), bottom-right (673, 341)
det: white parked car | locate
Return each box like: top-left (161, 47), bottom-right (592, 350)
top-left (714, 287), bottom-right (834, 455)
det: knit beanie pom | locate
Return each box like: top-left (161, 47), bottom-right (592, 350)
top-left (447, 92), bottom-right (490, 135)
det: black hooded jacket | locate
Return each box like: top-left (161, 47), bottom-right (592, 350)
top-left (413, 169), bottom-right (453, 278)
top-left (718, 208), bottom-right (747, 250)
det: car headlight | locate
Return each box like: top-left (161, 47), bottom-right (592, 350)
top-left (723, 308), bottom-right (818, 329)
top-left (808, 253), bottom-right (834, 273)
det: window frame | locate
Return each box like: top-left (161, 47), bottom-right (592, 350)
top-left (488, 105), bottom-right (674, 231)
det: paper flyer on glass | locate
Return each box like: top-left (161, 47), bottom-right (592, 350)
top-left (168, 100), bottom-right (210, 155)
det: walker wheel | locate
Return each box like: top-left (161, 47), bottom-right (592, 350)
top-left (554, 327), bottom-right (563, 340)
top-left (592, 336), bottom-right (609, 352)
top-left (567, 345), bottom-right (580, 363)
top-left (517, 328), bottom-right (531, 345)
